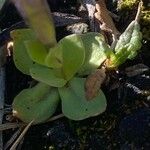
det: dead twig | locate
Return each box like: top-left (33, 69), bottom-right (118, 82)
top-left (10, 120), bottom-right (34, 150)
top-left (4, 128), bottom-right (23, 150)
top-left (7, 114), bottom-right (64, 149)
top-left (0, 122), bottom-right (25, 131)
top-left (0, 113), bottom-right (64, 131)
top-left (46, 113), bottom-right (64, 122)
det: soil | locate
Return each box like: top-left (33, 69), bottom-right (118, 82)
top-left (0, 0), bottom-right (150, 150)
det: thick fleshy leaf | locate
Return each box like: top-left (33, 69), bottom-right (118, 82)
top-left (59, 34), bottom-right (85, 80)
top-left (11, 29), bottom-right (36, 75)
top-left (59, 77), bottom-right (107, 120)
top-left (77, 32), bottom-right (110, 76)
top-left (25, 40), bottom-right (48, 65)
top-left (45, 44), bottom-right (62, 68)
top-left (45, 32), bottom-right (110, 78)
top-left (45, 34), bottom-right (86, 78)
top-left (13, 82), bottom-right (59, 123)
top-left (30, 65), bottom-right (67, 87)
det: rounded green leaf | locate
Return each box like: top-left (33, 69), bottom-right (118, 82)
top-left (58, 77), bottom-right (107, 120)
top-left (59, 34), bottom-right (85, 80)
top-left (10, 29), bottom-right (36, 75)
top-left (12, 82), bottom-right (60, 123)
top-left (45, 34), bottom-right (86, 80)
top-left (30, 65), bottom-right (67, 87)
top-left (77, 32), bottom-right (110, 76)
top-left (45, 34), bottom-right (86, 79)
top-left (45, 32), bottom-right (110, 78)
top-left (25, 40), bottom-right (48, 65)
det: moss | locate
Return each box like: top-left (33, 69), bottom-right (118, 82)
top-left (117, 0), bottom-right (140, 10)
top-left (141, 10), bottom-right (150, 40)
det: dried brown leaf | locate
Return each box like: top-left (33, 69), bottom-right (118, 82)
top-left (85, 68), bottom-right (106, 100)
top-left (94, 0), bottom-right (120, 36)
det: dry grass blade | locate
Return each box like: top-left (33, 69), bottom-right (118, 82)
top-left (0, 113), bottom-right (64, 131)
top-left (0, 123), bottom-right (25, 131)
top-left (4, 128), bottom-right (23, 150)
top-left (85, 68), bottom-right (106, 100)
top-left (10, 120), bottom-right (34, 150)
top-left (46, 113), bottom-right (64, 122)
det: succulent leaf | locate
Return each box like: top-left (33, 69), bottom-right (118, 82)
top-left (59, 77), bottom-right (107, 120)
top-left (13, 82), bottom-right (60, 123)
top-left (45, 44), bottom-right (62, 68)
top-left (25, 40), bottom-right (48, 65)
top-left (10, 29), bottom-right (36, 75)
top-left (60, 34), bottom-right (85, 80)
top-left (30, 65), bottom-right (67, 87)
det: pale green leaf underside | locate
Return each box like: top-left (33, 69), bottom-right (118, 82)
top-left (59, 77), bottom-right (107, 120)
